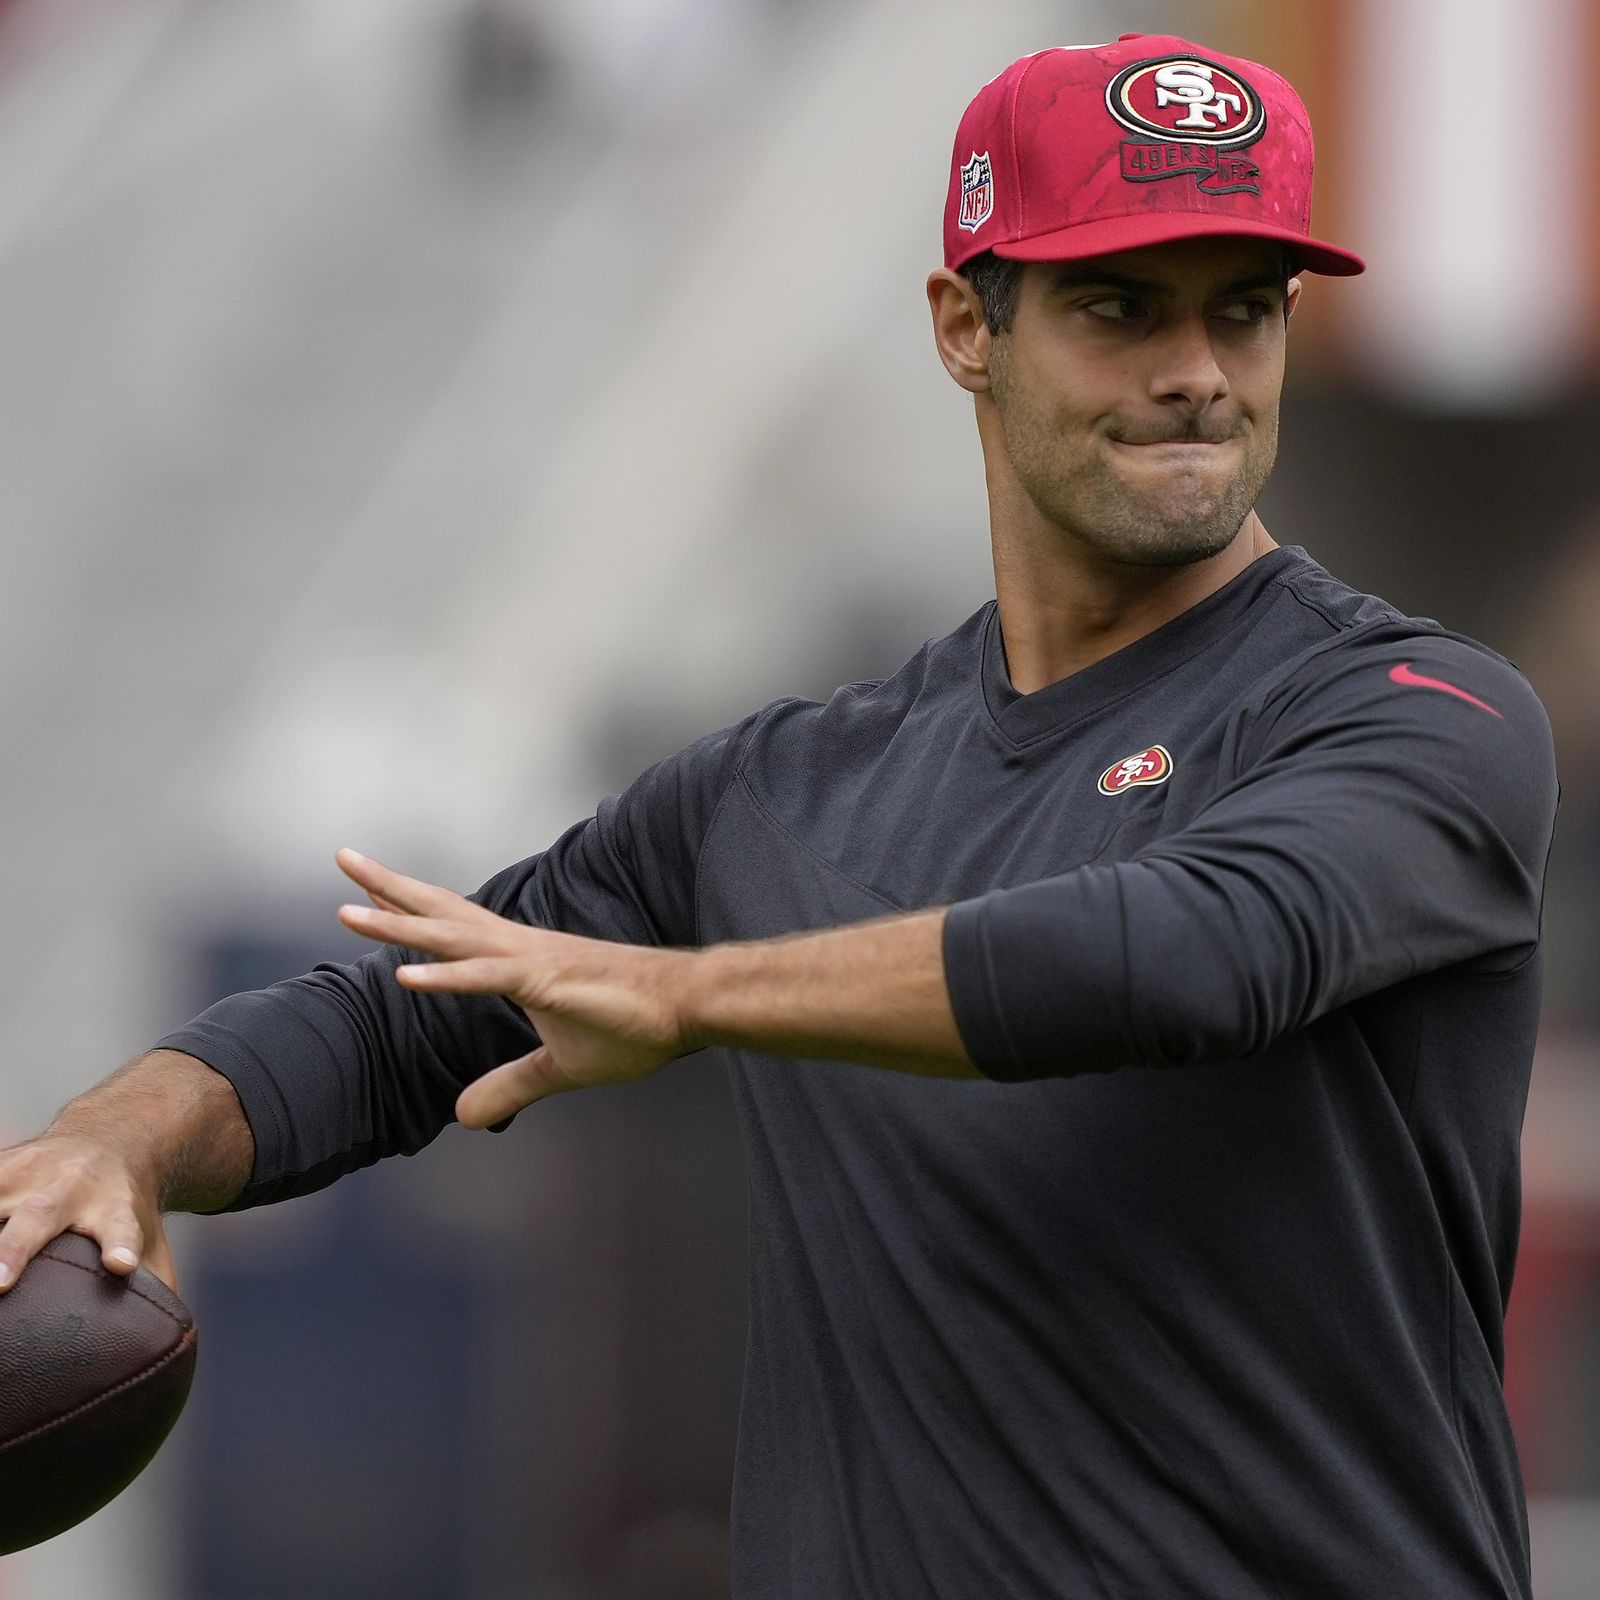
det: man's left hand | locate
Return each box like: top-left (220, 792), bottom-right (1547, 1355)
top-left (335, 848), bottom-right (697, 1129)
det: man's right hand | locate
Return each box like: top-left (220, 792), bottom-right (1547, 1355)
top-left (0, 1132), bottom-right (177, 1295)
top-left (0, 1048), bottom-right (256, 1299)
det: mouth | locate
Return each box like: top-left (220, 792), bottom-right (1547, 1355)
top-left (1109, 437), bottom-right (1237, 457)
top-left (1108, 422), bottom-right (1244, 450)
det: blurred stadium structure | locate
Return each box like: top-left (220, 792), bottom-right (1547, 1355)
top-left (0, 0), bottom-right (1596, 1595)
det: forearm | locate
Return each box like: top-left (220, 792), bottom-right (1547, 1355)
top-left (682, 906), bottom-right (981, 1077)
top-left (48, 1049), bottom-right (255, 1214)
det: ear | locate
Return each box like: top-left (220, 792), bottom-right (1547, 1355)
top-left (1285, 275), bottom-right (1304, 321)
top-left (927, 269), bottom-right (992, 394)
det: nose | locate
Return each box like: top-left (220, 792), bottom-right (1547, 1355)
top-left (1145, 312), bottom-right (1229, 413)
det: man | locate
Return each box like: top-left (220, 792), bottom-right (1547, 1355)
top-left (0, 35), bottom-right (1555, 1600)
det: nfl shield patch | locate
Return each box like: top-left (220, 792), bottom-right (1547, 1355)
top-left (958, 151), bottom-right (993, 233)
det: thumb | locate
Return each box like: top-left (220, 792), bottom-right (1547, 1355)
top-left (456, 1046), bottom-right (570, 1129)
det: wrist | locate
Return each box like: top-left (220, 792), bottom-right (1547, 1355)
top-left (675, 944), bottom-right (731, 1056)
top-left (47, 1050), bottom-right (251, 1213)
top-left (49, 1084), bottom-right (171, 1198)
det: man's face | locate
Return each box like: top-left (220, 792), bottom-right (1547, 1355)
top-left (982, 237), bottom-right (1298, 567)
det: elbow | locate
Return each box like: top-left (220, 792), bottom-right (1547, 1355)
top-left (1128, 877), bottom-right (1329, 1068)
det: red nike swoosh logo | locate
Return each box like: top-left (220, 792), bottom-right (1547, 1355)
top-left (1388, 662), bottom-right (1503, 719)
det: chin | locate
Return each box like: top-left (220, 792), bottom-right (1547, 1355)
top-left (1087, 513), bottom-right (1248, 569)
top-left (1025, 458), bottom-right (1264, 569)
top-left (1123, 536), bottom-right (1240, 568)
top-left (1099, 539), bottom-right (1233, 569)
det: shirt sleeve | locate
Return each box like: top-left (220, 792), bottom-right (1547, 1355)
top-left (155, 709), bottom-right (764, 1208)
top-left (942, 632), bottom-right (1559, 1082)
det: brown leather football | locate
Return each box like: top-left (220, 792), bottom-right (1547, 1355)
top-left (0, 1229), bottom-right (197, 1554)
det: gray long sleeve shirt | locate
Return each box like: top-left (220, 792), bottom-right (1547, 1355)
top-left (159, 546), bottom-right (1557, 1599)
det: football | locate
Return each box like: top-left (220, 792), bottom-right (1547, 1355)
top-left (0, 1229), bottom-right (198, 1554)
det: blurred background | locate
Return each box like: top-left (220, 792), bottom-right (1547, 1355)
top-left (0, 0), bottom-right (1596, 1595)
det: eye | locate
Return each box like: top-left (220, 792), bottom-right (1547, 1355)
top-left (1083, 296), bottom-right (1145, 321)
top-left (1216, 297), bottom-right (1274, 324)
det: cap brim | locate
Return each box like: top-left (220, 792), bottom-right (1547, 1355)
top-left (990, 212), bottom-right (1364, 277)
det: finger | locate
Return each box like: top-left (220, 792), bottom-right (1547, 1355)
top-left (456, 1048), bottom-right (569, 1128)
top-left (67, 1211), bottom-right (147, 1278)
top-left (337, 903), bottom-right (487, 958)
top-left (395, 954), bottom-right (532, 996)
top-left (334, 848), bottom-right (463, 917)
top-left (0, 1189), bottom-right (68, 1292)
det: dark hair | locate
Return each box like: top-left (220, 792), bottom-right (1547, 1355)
top-left (959, 250), bottom-right (1026, 337)
top-left (959, 243), bottom-right (1300, 337)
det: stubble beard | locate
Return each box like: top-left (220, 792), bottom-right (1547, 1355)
top-left (993, 371), bottom-right (1281, 569)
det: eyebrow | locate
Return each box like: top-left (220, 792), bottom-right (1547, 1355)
top-left (1045, 268), bottom-right (1289, 298)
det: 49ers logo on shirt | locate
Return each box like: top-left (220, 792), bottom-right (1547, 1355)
top-left (1106, 55), bottom-right (1266, 195)
top-left (1098, 744), bottom-right (1173, 796)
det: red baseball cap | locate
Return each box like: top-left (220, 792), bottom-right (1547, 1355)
top-left (943, 35), bottom-right (1364, 277)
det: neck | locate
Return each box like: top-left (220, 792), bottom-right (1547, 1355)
top-left (988, 504), bottom-right (1278, 696)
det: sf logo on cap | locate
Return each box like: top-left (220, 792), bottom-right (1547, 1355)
top-left (1149, 63), bottom-right (1242, 132)
top-left (1106, 54), bottom-right (1266, 196)
top-left (1106, 56), bottom-right (1265, 143)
